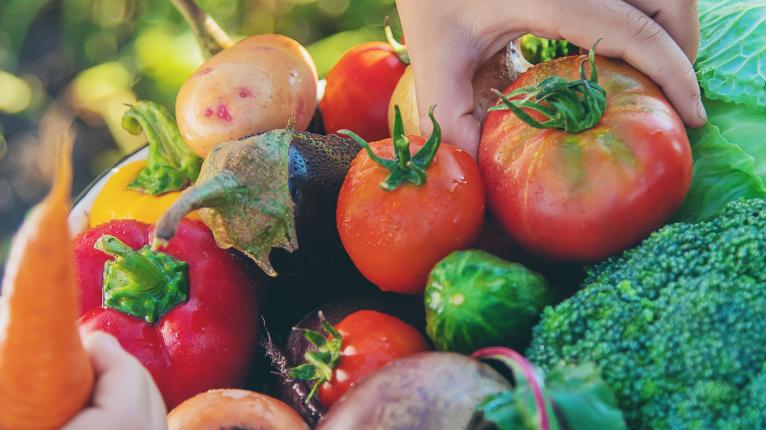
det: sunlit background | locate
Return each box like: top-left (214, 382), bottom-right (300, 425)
top-left (0, 0), bottom-right (400, 267)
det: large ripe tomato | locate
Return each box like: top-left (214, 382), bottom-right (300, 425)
top-left (316, 310), bottom-right (429, 407)
top-left (321, 40), bottom-right (407, 141)
top-left (337, 110), bottom-right (485, 294)
top-left (479, 53), bottom-right (692, 262)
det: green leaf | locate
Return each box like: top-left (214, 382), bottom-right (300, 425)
top-left (545, 364), bottom-right (627, 430)
top-left (696, 0), bottom-right (766, 109)
top-left (673, 123), bottom-right (766, 223)
top-left (705, 99), bottom-right (766, 182)
top-left (472, 364), bottom-right (627, 430)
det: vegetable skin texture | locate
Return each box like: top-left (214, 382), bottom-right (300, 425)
top-left (167, 389), bottom-right (309, 430)
top-left (528, 198), bottom-right (766, 429)
top-left (176, 34), bottom-right (318, 157)
top-left (480, 55), bottom-right (692, 262)
top-left (318, 352), bottom-right (511, 430)
top-left (0, 123), bottom-right (94, 429)
top-left (425, 250), bottom-right (552, 354)
top-left (89, 160), bottom-right (200, 227)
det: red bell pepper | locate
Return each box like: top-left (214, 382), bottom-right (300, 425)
top-left (74, 219), bottom-right (260, 409)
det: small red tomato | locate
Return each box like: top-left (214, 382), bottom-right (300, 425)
top-left (320, 26), bottom-right (408, 141)
top-left (337, 108), bottom-right (485, 294)
top-left (291, 310), bottom-right (429, 408)
top-left (479, 48), bottom-right (692, 262)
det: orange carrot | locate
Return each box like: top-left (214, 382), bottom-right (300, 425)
top-left (0, 108), bottom-right (94, 429)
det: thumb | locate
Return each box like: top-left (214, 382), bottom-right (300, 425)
top-left (409, 38), bottom-right (481, 158)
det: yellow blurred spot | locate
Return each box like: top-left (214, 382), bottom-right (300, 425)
top-left (0, 70), bottom-right (32, 114)
top-left (69, 62), bottom-right (143, 152)
top-left (318, 0), bottom-right (349, 15)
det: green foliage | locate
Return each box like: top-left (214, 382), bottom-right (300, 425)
top-left (474, 363), bottom-right (627, 430)
top-left (672, 123), bottom-right (766, 223)
top-left (528, 198), bottom-right (766, 429)
top-left (425, 250), bottom-right (552, 354)
top-left (697, 0), bottom-right (766, 109)
top-left (677, 0), bottom-right (766, 223)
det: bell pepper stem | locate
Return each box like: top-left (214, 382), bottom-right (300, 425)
top-left (153, 171), bottom-right (245, 249)
top-left (95, 235), bottom-right (189, 324)
top-left (123, 101), bottom-right (203, 195)
top-left (170, 0), bottom-right (234, 57)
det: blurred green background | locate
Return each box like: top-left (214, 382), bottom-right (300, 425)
top-left (0, 0), bottom-right (401, 267)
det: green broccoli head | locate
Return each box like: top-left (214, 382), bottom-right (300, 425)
top-left (528, 198), bottom-right (766, 429)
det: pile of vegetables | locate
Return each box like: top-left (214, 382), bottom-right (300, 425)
top-left (2, 0), bottom-right (766, 428)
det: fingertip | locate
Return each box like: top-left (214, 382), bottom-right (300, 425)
top-left (83, 331), bottom-right (129, 373)
top-left (436, 113), bottom-right (480, 159)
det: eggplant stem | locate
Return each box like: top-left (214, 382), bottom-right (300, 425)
top-left (152, 171), bottom-right (243, 249)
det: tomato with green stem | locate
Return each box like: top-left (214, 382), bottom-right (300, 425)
top-left (320, 19), bottom-right (408, 141)
top-left (288, 309), bottom-right (429, 408)
top-left (337, 107), bottom-right (485, 294)
top-left (479, 44), bottom-right (692, 262)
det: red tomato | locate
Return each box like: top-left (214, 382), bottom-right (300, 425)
top-left (479, 55), bottom-right (692, 262)
top-left (337, 117), bottom-right (485, 294)
top-left (318, 310), bottom-right (429, 407)
top-left (321, 41), bottom-right (407, 141)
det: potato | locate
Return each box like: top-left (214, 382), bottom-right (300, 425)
top-left (176, 34), bottom-right (318, 157)
top-left (317, 352), bottom-right (511, 430)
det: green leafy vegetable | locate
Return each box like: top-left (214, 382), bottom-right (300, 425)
top-left (469, 348), bottom-right (627, 430)
top-left (704, 99), bottom-right (766, 182)
top-left (697, 0), bottom-right (766, 109)
top-left (675, 0), bottom-right (766, 223)
top-left (672, 123), bottom-right (766, 222)
top-left (425, 250), bottom-right (552, 354)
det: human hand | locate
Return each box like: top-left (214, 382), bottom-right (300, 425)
top-left (63, 332), bottom-right (167, 430)
top-left (396, 0), bottom-right (705, 157)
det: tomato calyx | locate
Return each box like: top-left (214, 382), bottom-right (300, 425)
top-left (489, 40), bottom-right (606, 133)
top-left (287, 312), bottom-right (343, 403)
top-left (384, 16), bottom-right (409, 65)
top-left (340, 105), bottom-right (441, 191)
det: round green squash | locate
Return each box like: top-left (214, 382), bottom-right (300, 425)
top-left (424, 250), bottom-right (553, 354)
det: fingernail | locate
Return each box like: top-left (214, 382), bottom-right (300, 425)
top-left (697, 97), bottom-right (708, 123)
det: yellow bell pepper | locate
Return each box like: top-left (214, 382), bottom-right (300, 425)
top-left (89, 101), bottom-right (203, 227)
top-left (89, 160), bottom-right (199, 227)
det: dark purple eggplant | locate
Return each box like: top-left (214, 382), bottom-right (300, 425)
top-left (262, 293), bottom-right (426, 427)
top-left (152, 128), bottom-right (372, 333)
top-left (317, 352), bottom-right (511, 430)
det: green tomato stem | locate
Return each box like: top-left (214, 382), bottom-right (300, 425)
top-left (489, 39), bottom-right (607, 133)
top-left (339, 105), bottom-right (441, 191)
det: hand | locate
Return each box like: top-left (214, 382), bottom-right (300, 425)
top-left (63, 332), bottom-right (168, 430)
top-left (396, 0), bottom-right (706, 157)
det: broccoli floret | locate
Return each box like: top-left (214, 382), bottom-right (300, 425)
top-left (528, 198), bottom-right (766, 429)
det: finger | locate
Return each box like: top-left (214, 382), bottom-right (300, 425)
top-left (529, 0), bottom-right (706, 126)
top-left (80, 332), bottom-right (168, 428)
top-left (409, 36), bottom-right (482, 157)
top-left (624, 0), bottom-right (699, 60)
